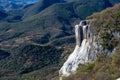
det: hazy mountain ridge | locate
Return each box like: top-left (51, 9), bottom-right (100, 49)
top-left (0, 0), bottom-right (38, 11)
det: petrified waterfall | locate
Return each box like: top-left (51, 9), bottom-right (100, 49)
top-left (59, 20), bottom-right (98, 79)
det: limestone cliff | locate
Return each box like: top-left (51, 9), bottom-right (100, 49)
top-left (59, 20), bottom-right (98, 78)
top-left (59, 19), bottom-right (120, 79)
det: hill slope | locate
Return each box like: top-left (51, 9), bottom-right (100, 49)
top-left (0, 0), bottom-right (120, 80)
top-left (1, 0), bottom-right (120, 49)
top-left (23, 0), bottom-right (119, 19)
top-left (23, 0), bottom-right (64, 19)
top-left (64, 3), bottom-right (120, 80)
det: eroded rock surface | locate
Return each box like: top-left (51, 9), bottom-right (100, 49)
top-left (59, 20), bottom-right (98, 78)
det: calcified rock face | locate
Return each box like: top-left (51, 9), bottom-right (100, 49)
top-left (59, 20), bottom-right (98, 78)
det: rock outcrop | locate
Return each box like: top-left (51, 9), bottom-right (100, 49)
top-left (59, 20), bottom-right (98, 79)
top-left (59, 19), bottom-right (120, 79)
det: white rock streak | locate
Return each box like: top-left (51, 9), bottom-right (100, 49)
top-left (117, 78), bottom-right (120, 80)
top-left (59, 20), bottom-right (97, 79)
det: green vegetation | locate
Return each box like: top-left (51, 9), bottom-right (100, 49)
top-left (64, 45), bottom-right (120, 80)
top-left (0, 0), bottom-right (119, 50)
top-left (0, 45), bottom-right (63, 80)
top-left (63, 3), bottom-right (120, 80)
top-left (0, 0), bottom-right (119, 51)
top-left (0, 0), bottom-right (120, 80)
top-left (87, 3), bottom-right (120, 50)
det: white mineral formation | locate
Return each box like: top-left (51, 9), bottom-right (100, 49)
top-left (59, 20), bottom-right (98, 79)
top-left (117, 78), bottom-right (120, 80)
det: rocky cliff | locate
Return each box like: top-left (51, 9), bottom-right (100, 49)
top-left (59, 18), bottom-right (120, 79)
top-left (59, 20), bottom-right (97, 79)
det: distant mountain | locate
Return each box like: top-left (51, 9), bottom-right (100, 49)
top-left (0, 0), bottom-right (38, 3)
top-left (14, 0), bottom-right (38, 3)
top-left (21, 0), bottom-right (120, 42)
top-left (23, 0), bottom-right (120, 19)
top-left (23, 0), bottom-right (64, 18)
top-left (0, 0), bottom-right (38, 11)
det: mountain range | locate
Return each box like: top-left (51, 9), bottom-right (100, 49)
top-left (0, 0), bottom-right (38, 11)
top-left (0, 0), bottom-right (120, 80)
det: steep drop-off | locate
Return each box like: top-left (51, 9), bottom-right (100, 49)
top-left (60, 3), bottom-right (120, 80)
top-left (59, 20), bottom-right (98, 79)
